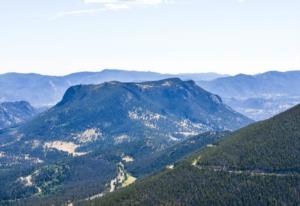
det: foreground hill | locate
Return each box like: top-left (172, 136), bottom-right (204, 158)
top-left (0, 70), bottom-right (226, 106)
top-left (198, 71), bottom-right (300, 120)
top-left (0, 78), bottom-right (248, 204)
top-left (87, 104), bottom-right (300, 206)
top-left (0, 101), bottom-right (38, 129)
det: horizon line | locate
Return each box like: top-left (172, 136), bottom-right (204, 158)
top-left (1, 68), bottom-right (299, 77)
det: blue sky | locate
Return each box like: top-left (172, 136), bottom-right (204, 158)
top-left (0, 0), bottom-right (299, 75)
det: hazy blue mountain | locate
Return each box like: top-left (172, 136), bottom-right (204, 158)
top-left (198, 71), bottom-right (300, 120)
top-left (0, 78), bottom-right (251, 156)
top-left (87, 104), bottom-right (300, 206)
top-left (0, 101), bottom-right (38, 129)
top-left (13, 78), bottom-right (251, 145)
top-left (170, 72), bottom-right (228, 81)
top-left (1, 70), bottom-right (299, 120)
top-left (0, 78), bottom-right (250, 204)
top-left (0, 69), bottom-right (227, 107)
top-left (225, 96), bottom-right (299, 120)
top-left (198, 71), bottom-right (300, 98)
top-left (0, 73), bottom-right (70, 106)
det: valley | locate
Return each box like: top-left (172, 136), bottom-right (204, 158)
top-left (2, 0), bottom-right (299, 205)
top-left (0, 76), bottom-right (298, 205)
top-left (0, 78), bottom-right (242, 205)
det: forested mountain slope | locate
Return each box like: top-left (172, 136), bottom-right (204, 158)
top-left (87, 104), bottom-right (300, 206)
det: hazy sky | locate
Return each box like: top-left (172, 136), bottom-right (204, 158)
top-left (0, 0), bottom-right (299, 75)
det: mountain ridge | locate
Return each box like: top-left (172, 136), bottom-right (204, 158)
top-left (198, 70), bottom-right (300, 120)
top-left (1, 69), bottom-right (299, 121)
top-left (0, 78), bottom-right (250, 204)
top-left (0, 70), bottom-right (227, 106)
top-left (0, 101), bottom-right (38, 130)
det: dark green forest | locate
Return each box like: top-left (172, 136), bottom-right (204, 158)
top-left (84, 104), bottom-right (300, 206)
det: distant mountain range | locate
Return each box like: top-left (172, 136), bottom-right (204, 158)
top-left (0, 101), bottom-right (38, 129)
top-left (1, 69), bottom-right (299, 120)
top-left (88, 104), bottom-right (300, 206)
top-left (0, 70), bottom-right (227, 107)
top-left (198, 71), bottom-right (300, 98)
top-left (0, 78), bottom-right (250, 204)
top-left (198, 71), bottom-right (300, 120)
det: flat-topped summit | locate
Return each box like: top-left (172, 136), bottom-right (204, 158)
top-left (0, 78), bottom-right (252, 203)
top-left (1, 78), bottom-right (252, 161)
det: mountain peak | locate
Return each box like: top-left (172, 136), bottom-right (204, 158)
top-left (0, 79), bottom-right (252, 204)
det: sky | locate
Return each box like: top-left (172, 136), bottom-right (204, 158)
top-left (0, 0), bottom-right (299, 76)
